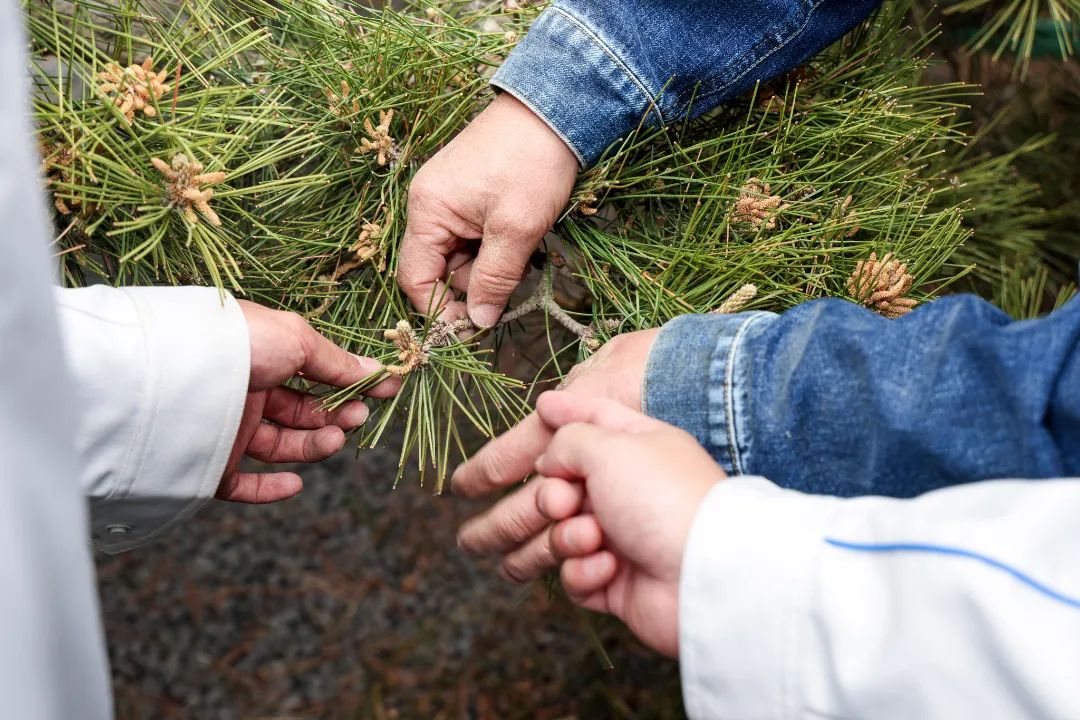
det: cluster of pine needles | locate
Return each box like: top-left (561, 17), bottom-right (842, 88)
top-left (25, 0), bottom-right (1057, 488)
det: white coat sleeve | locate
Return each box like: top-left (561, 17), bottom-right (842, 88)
top-left (54, 285), bottom-right (250, 554)
top-left (679, 475), bottom-right (1080, 720)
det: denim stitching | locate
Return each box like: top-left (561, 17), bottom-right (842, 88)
top-left (693, 0), bottom-right (828, 110)
top-left (724, 313), bottom-right (765, 475)
top-left (549, 5), bottom-right (666, 126)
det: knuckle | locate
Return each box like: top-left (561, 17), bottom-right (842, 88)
top-left (472, 451), bottom-right (510, 491)
top-left (537, 531), bottom-right (557, 565)
top-left (471, 264), bottom-right (523, 296)
top-left (519, 218), bottom-right (551, 242)
top-left (602, 333), bottom-right (628, 355)
top-left (406, 171), bottom-right (438, 208)
top-left (494, 507), bottom-right (534, 544)
top-left (587, 337), bottom-right (622, 371)
top-left (509, 209), bottom-right (552, 239)
top-left (283, 310), bottom-right (310, 335)
top-left (486, 212), bottom-right (548, 245)
top-left (395, 266), bottom-right (423, 295)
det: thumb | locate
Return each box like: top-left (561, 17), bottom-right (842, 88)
top-left (534, 422), bottom-right (619, 483)
top-left (536, 391), bottom-right (663, 435)
top-left (466, 215), bottom-right (546, 328)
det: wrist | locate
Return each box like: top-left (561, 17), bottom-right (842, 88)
top-left (487, 92), bottom-right (579, 178)
top-left (643, 312), bottom-right (778, 474)
top-left (490, 6), bottom-right (654, 166)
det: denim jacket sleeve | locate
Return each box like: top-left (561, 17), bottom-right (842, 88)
top-left (643, 295), bottom-right (1080, 498)
top-left (492, 0), bottom-right (883, 166)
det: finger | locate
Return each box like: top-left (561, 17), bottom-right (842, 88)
top-left (535, 420), bottom-right (637, 483)
top-left (246, 423), bottom-right (346, 464)
top-left (354, 355), bottom-right (404, 399)
top-left (363, 374), bottom-right (403, 400)
top-left (466, 215), bottom-right (544, 328)
top-left (263, 386), bottom-right (369, 429)
top-left (216, 471), bottom-right (304, 504)
top-left (561, 551), bottom-right (618, 601)
top-left (457, 475), bottom-right (583, 555)
top-left (398, 215), bottom-right (474, 321)
top-left (499, 527), bottom-right (557, 584)
top-left (452, 412), bottom-right (553, 498)
top-left (448, 257), bottom-right (472, 292)
top-left (397, 224), bottom-right (453, 314)
top-left (288, 318), bottom-right (382, 389)
top-left (536, 475), bottom-right (587, 521)
top-left (536, 391), bottom-right (663, 434)
top-left (573, 590), bottom-right (612, 615)
top-left (550, 514), bottom-right (604, 559)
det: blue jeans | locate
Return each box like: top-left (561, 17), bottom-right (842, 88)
top-left (492, 0), bottom-right (882, 165)
top-left (644, 295), bottom-right (1080, 497)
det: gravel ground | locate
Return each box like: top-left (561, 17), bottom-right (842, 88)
top-left (96, 439), bottom-right (684, 719)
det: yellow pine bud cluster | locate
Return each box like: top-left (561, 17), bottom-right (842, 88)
top-left (731, 177), bottom-right (785, 230)
top-left (351, 221), bottom-right (386, 272)
top-left (359, 110), bottom-right (397, 166)
top-left (384, 320), bottom-right (427, 376)
top-left (97, 57), bottom-right (170, 125)
top-left (578, 192), bottom-right (599, 216)
top-left (712, 283), bottom-right (758, 314)
top-left (325, 79), bottom-right (365, 117)
top-left (848, 252), bottom-right (917, 318)
top-left (151, 153), bottom-right (228, 227)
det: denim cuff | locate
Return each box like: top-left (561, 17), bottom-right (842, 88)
top-left (491, 6), bottom-right (661, 167)
top-left (643, 312), bottom-right (778, 475)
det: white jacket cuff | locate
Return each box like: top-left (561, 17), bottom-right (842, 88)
top-left (55, 286), bottom-right (249, 554)
top-left (679, 476), bottom-right (838, 720)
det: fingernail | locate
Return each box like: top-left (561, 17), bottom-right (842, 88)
top-left (469, 303), bottom-right (503, 329)
top-left (339, 402), bottom-right (369, 428)
top-left (354, 354), bottom-right (383, 375)
top-left (564, 522), bottom-right (579, 551)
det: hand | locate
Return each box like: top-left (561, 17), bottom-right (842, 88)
top-left (215, 301), bottom-right (401, 504)
top-left (398, 93), bottom-right (579, 327)
top-left (460, 392), bottom-right (725, 657)
top-left (451, 327), bottom-right (659, 500)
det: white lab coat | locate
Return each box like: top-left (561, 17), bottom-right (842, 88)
top-left (681, 477), bottom-right (1080, 719)
top-left (1, 5), bottom-right (248, 717)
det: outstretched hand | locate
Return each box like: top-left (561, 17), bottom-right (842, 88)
top-left (457, 392), bottom-right (725, 657)
top-left (397, 93), bottom-right (578, 326)
top-left (216, 301), bottom-right (400, 504)
top-left (451, 328), bottom-right (659, 500)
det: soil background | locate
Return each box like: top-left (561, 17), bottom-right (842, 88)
top-left (96, 442), bottom-right (685, 720)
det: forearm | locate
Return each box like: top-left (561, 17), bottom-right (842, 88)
top-left (644, 295), bottom-right (1080, 497)
top-left (681, 475), bottom-right (1080, 719)
top-left (55, 285), bottom-right (249, 552)
top-left (493, 0), bottom-right (882, 165)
